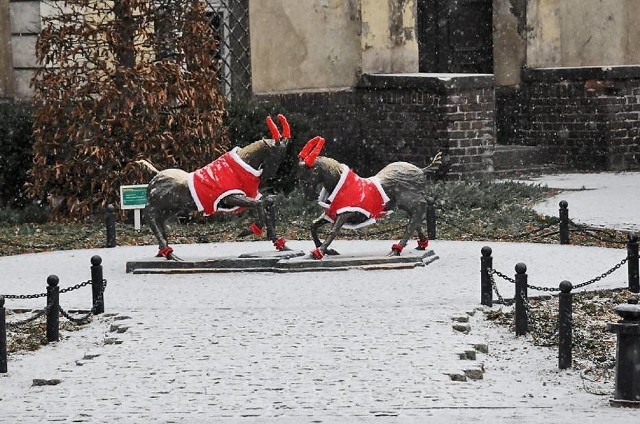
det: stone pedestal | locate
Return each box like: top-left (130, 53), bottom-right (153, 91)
top-left (606, 297), bottom-right (640, 407)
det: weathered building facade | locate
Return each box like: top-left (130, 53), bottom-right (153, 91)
top-left (3, 0), bottom-right (640, 177)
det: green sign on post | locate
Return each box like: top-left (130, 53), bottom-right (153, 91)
top-left (120, 184), bottom-right (148, 231)
top-left (120, 185), bottom-right (148, 210)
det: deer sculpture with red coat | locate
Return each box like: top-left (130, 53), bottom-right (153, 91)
top-left (296, 136), bottom-right (442, 259)
top-left (136, 114), bottom-right (293, 260)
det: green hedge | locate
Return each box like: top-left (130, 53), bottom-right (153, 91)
top-left (0, 102), bottom-right (34, 208)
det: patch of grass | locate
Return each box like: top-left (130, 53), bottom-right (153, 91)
top-left (0, 180), bottom-right (627, 256)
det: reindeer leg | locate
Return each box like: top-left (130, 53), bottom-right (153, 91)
top-left (144, 209), bottom-right (182, 261)
top-left (225, 194), bottom-right (290, 251)
top-left (310, 214), bottom-right (349, 259)
top-left (310, 215), bottom-right (340, 256)
top-left (157, 213), bottom-right (182, 261)
top-left (389, 202), bottom-right (427, 256)
top-left (415, 227), bottom-right (429, 250)
top-left (262, 195), bottom-right (291, 251)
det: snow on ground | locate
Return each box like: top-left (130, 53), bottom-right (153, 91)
top-left (1, 172), bottom-right (639, 422)
top-left (513, 171), bottom-right (640, 232)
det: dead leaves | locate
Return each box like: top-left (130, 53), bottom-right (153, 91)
top-left (29, 0), bottom-right (229, 220)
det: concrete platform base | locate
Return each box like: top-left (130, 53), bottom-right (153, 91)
top-left (126, 249), bottom-right (438, 274)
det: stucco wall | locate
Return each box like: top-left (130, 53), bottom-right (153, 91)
top-left (249, 0), bottom-right (361, 93)
top-left (0, 0), bottom-right (13, 98)
top-left (360, 0), bottom-right (418, 74)
top-left (250, 0), bottom-right (418, 94)
top-left (7, 0), bottom-right (41, 99)
top-left (493, 0), bottom-right (526, 86)
top-left (527, 0), bottom-right (640, 67)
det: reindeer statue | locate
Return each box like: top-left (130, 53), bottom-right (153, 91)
top-left (297, 136), bottom-right (442, 259)
top-left (136, 114), bottom-right (292, 260)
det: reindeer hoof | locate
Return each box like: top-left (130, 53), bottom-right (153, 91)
top-left (273, 237), bottom-right (287, 251)
top-left (310, 248), bottom-right (324, 260)
top-left (387, 249), bottom-right (401, 257)
top-left (325, 249), bottom-right (340, 256)
top-left (416, 239), bottom-right (429, 250)
top-left (168, 253), bottom-right (183, 261)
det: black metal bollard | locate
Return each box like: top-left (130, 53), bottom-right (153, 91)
top-left (606, 297), bottom-right (640, 407)
top-left (0, 296), bottom-right (6, 373)
top-left (559, 200), bottom-right (570, 245)
top-left (105, 204), bottom-right (116, 248)
top-left (628, 233), bottom-right (640, 294)
top-left (480, 246), bottom-right (493, 306)
top-left (514, 263), bottom-right (528, 336)
top-left (558, 280), bottom-right (573, 370)
top-left (90, 255), bottom-right (105, 314)
top-left (46, 275), bottom-right (60, 343)
top-left (426, 197), bottom-right (437, 241)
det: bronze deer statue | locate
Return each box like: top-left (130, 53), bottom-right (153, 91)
top-left (297, 136), bottom-right (442, 259)
top-left (136, 114), bottom-right (293, 260)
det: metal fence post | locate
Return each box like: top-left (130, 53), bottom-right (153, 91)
top-left (105, 204), bottom-right (116, 248)
top-left (515, 262), bottom-right (528, 336)
top-left (90, 255), bottom-right (105, 314)
top-left (0, 296), bottom-right (7, 373)
top-left (559, 200), bottom-right (570, 245)
top-left (628, 233), bottom-right (640, 294)
top-left (46, 275), bottom-right (60, 343)
top-left (558, 280), bottom-right (573, 370)
top-left (480, 246), bottom-right (493, 307)
top-left (426, 197), bottom-right (437, 241)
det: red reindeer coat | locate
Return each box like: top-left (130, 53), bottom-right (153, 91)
top-left (318, 164), bottom-right (390, 229)
top-left (187, 147), bottom-right (262, 215)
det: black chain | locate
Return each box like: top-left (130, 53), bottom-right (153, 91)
top-left (512, 221), bottom-right (558, 240)
top-left (59, 305), bottom-right (92, 324)
top-left (488, 255), bottom-right (628, 293)
top-left (440, 215), bottom-right (561, 242)
top-left (5, 302), bottom-right (54, 329)
top-left (3, 292), bottom-right (48, 300)
top-left (59, 279), bottom-right (107, 325)
top-left (489, 271), bottom-right (506, 305)
top-left (571, 256), bottom-right (628, 290)
top-left (5, 279), bottom-right (107, 327)
top-left (3, 279), bottom-right (93, 299)
top-left (90, 279), bottom-right (107, 315)
top-left (489, 268), bottom-right (516, 284)
top-left (59, 280), bottom-right (92, 294)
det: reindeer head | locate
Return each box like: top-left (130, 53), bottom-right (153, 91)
top-left (297, 135), bottom-right (327, 200)
top-left (258, 114), bottom-right (292, 179)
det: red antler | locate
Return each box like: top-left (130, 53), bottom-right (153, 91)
top-left (266, 116), bottom-right (281, 141)
top-left (298, 136), bottom-right (325, 167)
top-left (277, 114), bottom-right (291, 139)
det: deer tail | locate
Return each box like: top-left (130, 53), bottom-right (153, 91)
top-left (136, 159), bottom-right (160, 174)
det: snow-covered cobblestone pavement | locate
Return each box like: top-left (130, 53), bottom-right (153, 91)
top-left (1, 239), bottom-right (638, 423)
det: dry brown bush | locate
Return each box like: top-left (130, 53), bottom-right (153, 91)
top-left (28, 0), bottom-right (229, 219)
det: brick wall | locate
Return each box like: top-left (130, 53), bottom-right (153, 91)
top-left (259, 74), bottom-right (495, 180)
top-left (515, 66), bottom-right (640, 171)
